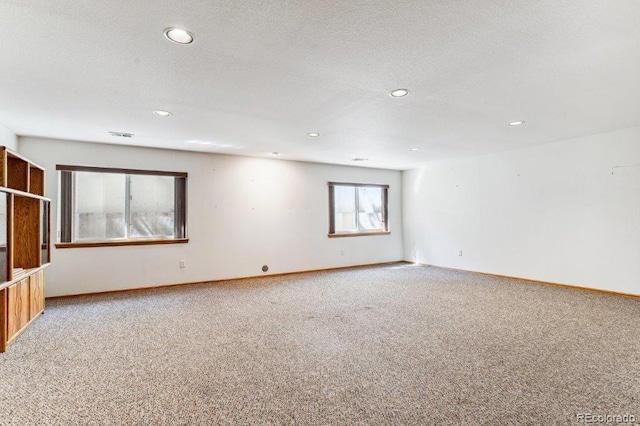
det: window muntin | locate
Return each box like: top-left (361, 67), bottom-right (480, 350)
top-left (58, 166), bottom-right (187, 245)
top-left (329, 182), bottom-right (389, 236)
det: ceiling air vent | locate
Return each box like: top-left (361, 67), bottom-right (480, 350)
top-left (109, 131), bottom-right (134, 138)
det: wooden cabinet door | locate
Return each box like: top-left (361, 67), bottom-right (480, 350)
top-left (29, 271), bottom-right (44, 318)
top-left (7, 279), bottom-right (29, 341)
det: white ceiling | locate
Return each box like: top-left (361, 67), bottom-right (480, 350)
top-left (1, 1), bottom-right (639, 170)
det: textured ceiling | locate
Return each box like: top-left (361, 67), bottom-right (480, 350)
top-left (1, 1), bottom-right (639, 170)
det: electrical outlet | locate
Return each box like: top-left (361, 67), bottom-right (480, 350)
top-left (458, 250), bottom-right (463, 257)
top-left (179, 260), bottom-right (186, 268)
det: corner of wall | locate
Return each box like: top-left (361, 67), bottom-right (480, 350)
top-left (0, 123), bottom-right (18, 152)
top-left (399, 126), bottom-right (640, 295)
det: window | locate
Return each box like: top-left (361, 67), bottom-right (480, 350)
top-left (56, 165), bottom-right (187, 247)
top-left (328, 182), bottom-right (389, 237)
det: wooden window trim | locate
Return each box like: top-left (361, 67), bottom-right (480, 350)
top-left (328, 231), bottom-right (391, 238)
top-left (327, 182), bottom-right (389, 189)
top-left (55, 238), bottom-right (189, 249)
top-left (56, 165), bottom-right (187, 178)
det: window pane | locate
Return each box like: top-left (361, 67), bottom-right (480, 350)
top-left (129, 175), bottom-right (175, 238)
top-left (334, 186), bottom-right (357, 232)
top-left (358, 187), bottom-right (383, 230)
top-left (75, 172), bottom-right (126, 240)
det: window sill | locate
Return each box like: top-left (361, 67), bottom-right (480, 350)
top-left (55, 238), bottom-right (189, 249)
top-left (328, 231), bottom-right (390, 238)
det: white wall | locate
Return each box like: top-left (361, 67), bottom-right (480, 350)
top-left (19, 137), bottom-right (404, 297)
top-left (403, 126), bottom-right (640, 296)
top-left (0, 123), bottom-right (18, 151)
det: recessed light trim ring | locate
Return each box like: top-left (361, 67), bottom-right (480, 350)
top-left (164, 27), bottom-right (194, 44)
top-left (390, 89), bottom-right (409, 97)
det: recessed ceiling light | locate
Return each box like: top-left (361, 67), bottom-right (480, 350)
top-left (307, 132), bottom-right (320, 137)
top-left (509, 120), bottom-right (525, 126)
top-left (270, 152), bottom-right (281, 156)
top-left (352, 158), bottom-right (368, 161)
top-left (163, 28), bottom-right (194, 44)
top-left (410, 148), bottom-right (420, 151)
top-left (153, 110), bottom-right (172, 117)
top-left (390, 89), bottom-right (409, 97)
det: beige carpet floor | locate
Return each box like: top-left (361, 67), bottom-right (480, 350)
top-left (0, 263), bottom-right (638, 425)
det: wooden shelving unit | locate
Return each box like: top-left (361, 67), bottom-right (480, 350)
top-left (0, 146), bottom-right (50, 353)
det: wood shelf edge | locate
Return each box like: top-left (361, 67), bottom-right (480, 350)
top-left (0, 264), bottom-right (51, 291)
top-left (0, 186), bottom-right (51, 201)
top-left (4, 147), bottom-right (45, 171)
